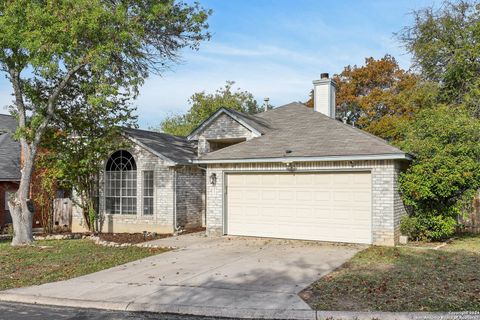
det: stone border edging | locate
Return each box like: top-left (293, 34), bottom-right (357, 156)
top-left (1, 292), bottom-right (479, 320)
top-left (32, 234), bottom-right (170, 249)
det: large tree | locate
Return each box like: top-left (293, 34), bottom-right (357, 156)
top-left (398, 0), bottom-right (480, 109)
top-left (305, 55), bottom-right (431, 141)
top-left (160, 81), bottom-right (262, 136)
top-left (335, 55), bottom-right (425, 140)
top-left (0, 0), bottom-right (210, 246)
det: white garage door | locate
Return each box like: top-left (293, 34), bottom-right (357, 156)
top-left (226, 172), bottom-right (372, 244)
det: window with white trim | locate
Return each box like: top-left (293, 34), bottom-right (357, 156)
top-left (143, 171), bottom-right (154, 215)
top-left (105, 150), bottom-right (137, 214)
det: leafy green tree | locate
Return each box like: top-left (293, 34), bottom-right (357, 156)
top-left (160, 81), bottom-right (262, 137)
top-left (398, 0), bottom-right (480, 107)
top-left (41, 99), bottom-right (135, 232)
top-left (396, 105), bottom-right (480, 219)
top-left (0, 0), bottom-right (210, 245)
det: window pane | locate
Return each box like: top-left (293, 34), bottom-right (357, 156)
top-left (121, 197), bottom-right (136, 214)
top-left (104, 150), bottom-right (137, 215)
top-left (143, 171), bottom-right (154, 215)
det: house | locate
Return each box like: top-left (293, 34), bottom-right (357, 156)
top-left (0, 115), bottom-right (20, 228)
top-left (0, 115), bottom-right (45, 230)
top-left (72, 74), bottom-right (411, 246)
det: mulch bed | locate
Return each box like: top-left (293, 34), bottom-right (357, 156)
top-left (98, 227), bottom-right (206, 244)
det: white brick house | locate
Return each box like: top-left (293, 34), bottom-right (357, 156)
top-left (73, 74), bottom-right (411, 246)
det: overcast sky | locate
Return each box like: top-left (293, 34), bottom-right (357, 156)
top-left (0, 0), bottom-right (436, 129)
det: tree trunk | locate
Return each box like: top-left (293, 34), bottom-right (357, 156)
top-left (9, 141), bottom-right (36, 246)
top-left (9, 182), bottom-right (34, 246)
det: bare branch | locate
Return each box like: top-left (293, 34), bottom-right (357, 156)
top-left (33, 63), bottom-right (86, 147)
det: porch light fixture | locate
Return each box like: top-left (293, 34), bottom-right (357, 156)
top-left (210, 173), bottom-right (217, 185)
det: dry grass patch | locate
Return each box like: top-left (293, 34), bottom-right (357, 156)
top-left (301, 235), bottom-right (480, 312)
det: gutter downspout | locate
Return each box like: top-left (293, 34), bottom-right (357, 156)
top-left (173, 169), bottom-right (180, 232)
top-left (196, 165), bottom-right (208, 228)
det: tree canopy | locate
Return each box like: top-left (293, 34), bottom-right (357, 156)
top-left (333, 55), bottom-right (420, 140)
top-left (399, 0), bottom-right (480, 108)
top-left (159, 81), bottom-right (262, 137)
top-left (394, 0), bottom-right (480, 239)
top-left (0, 0), bottom-right (211, 245)
top-left (305, 55), bottom-right (434, 141)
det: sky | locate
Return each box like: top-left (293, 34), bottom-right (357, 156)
top-left (0, 0), bottom-right (437, 129)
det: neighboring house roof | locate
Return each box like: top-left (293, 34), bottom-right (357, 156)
top-left (196, 102), bottom-right (410, 163)
top-left (122, 127), bottom-right (197, 165)
top-left (0, 115), bottom-right (21, 181)
top-left (187, 107), bottom-right (271, 140)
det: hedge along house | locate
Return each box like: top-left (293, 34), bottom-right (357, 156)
top-left (73, 73), bottom-right (411, 246)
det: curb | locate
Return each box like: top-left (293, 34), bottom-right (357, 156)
top-left (126, 302), bottom-right (316, 319)
top-left (1, 292), bottom-right (480, 320)
top-left (0, 292), bottom-right (315, 319)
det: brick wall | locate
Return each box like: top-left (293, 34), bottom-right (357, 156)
top-left (175, 166), bottom-right (205, 228)
top-left (205, 159), bottom-right (408, 246)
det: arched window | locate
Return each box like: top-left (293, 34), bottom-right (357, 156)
top-left (105, 150), bottom-right (137, 214)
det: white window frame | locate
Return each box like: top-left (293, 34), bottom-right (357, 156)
top-left (142, 170), bottom-right (154, 216)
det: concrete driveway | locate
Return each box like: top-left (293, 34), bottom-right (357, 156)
top-left (0, 233), bottom-right (362, 319)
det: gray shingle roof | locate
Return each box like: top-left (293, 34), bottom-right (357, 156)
top-left (199, 102), bottom-right (407, 161)
top-left (122, 127), bottom-right (196, 164)
top-left (0, 114), bottom-right (21, 181)
top-left (224, 108), bottom-right (271, 134)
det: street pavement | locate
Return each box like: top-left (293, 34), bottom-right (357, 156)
top-left (0, 302), bottom-right (240, 320)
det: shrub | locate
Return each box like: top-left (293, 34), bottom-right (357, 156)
top-left (396, 105), bottom-right (480, 218)
top-left (423, 215), bottom-right (457, 241)
top-left (400, 216), bottom-right (424, 241)
top-left (400, 214), bottom-right (457, 241)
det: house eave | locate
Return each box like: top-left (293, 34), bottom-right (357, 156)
top-left (0, 178), bottom-right (20, 182)
top-left (121, 132), bottom-right (178, 166)
top-left (192, 153), bottom-right (413, 164)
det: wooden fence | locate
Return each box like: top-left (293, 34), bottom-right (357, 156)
top-left (53, 198), bottom-right (72, 230)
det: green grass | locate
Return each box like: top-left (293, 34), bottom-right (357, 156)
top-left (0, 239), bottom-right (168, 291)
top-left (301, 235), bottom-right (480, 312)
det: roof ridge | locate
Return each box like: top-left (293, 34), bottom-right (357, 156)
top-left (255, 102), bottom-right (307, 117)
top-left (122, 126), bottom-right (189, 141)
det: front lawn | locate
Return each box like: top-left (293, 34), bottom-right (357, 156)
top-left (0, 239), bottom-right (167, 291)
top-left (301, 235), bottom-right (480, 312)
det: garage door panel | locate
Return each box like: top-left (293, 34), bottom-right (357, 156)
top-left (226, 172), bottom-right (372, 244)
top-left (296, 191), bottom-right (313, 201)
